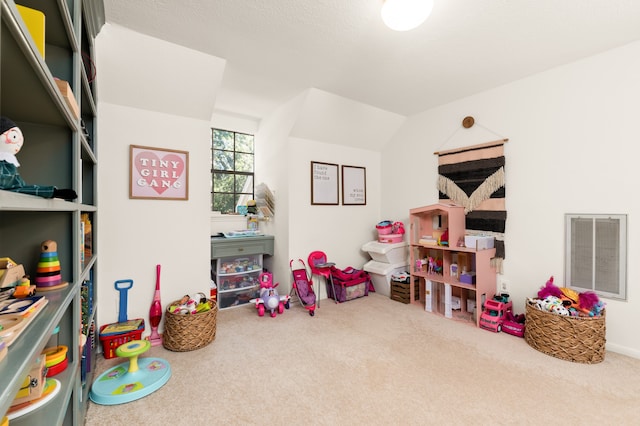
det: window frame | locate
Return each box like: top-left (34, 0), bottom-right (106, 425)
top-left (211, 128), bottom-right (255, 214)
top-left (564, 213), bottom-right (627, 300)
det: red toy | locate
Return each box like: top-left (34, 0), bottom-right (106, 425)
top-left (148, 264), bottom-right (163, 346)
top-left (502, 310), bottom-right (526, 337)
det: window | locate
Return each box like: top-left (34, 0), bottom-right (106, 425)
top-left (211, 128), bottom-right (254, 213)
top-left (565, 214), bottom-right (627, 300)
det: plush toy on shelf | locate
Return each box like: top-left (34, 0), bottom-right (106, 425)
top-left (0, 116), bottom-right (77, 200)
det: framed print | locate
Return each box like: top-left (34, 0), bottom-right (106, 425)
top-left (342, 165), bottom-right (366, 205)
top-left (311, 161), bottom-right (339, 205)
top-left (130, 145), bottom-right (189, 200)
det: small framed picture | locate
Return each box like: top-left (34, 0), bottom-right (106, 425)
top-left (341, 165), bottom-right (366, 205)
top-left (130, 145), bottom-right (189, 200)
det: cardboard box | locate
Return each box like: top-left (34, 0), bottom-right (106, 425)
top-left (464, 235), bottom-right (495, 250)
top-left (17, 5), bottom-right (45, 59)
top-left (55, 79), bottom-right (80, 119)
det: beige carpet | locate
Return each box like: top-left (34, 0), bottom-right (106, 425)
top-left (85, 293), bottom-right (640, 425)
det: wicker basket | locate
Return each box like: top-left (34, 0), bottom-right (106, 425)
top-left (163, 299), bottom-right (218, 352)
top-left (524, 300), bottom-right (606, 364)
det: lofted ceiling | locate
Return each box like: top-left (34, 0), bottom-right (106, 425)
top-left (104, 0), bottom-right (640, 120)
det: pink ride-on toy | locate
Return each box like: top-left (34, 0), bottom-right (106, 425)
top-left (250, 271), bottom-right (290, 317)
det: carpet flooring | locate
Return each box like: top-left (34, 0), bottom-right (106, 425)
top-left (85, 293), bottom-right (640, 425)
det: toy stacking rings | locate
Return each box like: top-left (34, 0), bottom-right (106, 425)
top-left (43, 345), bottom-right (68, 368)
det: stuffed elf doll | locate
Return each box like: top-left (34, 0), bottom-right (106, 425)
top-left (0, 116), bottom-right (76, 200)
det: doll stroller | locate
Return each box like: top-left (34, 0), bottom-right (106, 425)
top-left (289, 259), bottom-right (317, 316)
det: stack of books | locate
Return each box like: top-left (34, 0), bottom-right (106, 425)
top-left (418, 236), bottom-right (438, 245)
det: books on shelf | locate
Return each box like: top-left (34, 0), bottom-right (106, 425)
top-left (419, 236), bottom-right (438, 245)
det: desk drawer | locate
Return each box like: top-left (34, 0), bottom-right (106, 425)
top-left (211, 236), bottom-right (274, 258)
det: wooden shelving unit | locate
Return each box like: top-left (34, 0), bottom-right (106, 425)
top-left (0, 1), bottom-right (104, 424)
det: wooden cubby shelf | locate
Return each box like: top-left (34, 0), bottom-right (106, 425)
top-left (409, 203), bottom-right (497, 327)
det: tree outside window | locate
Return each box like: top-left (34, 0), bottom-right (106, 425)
top-left (211, 129), bottom-right (254, 213)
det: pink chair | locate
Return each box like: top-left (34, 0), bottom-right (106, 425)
top-left (308, 251), bottom-right (336, 305)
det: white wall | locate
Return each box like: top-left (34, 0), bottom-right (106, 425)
top-left (381, 40), bottom-right (640, 357)
top-left (96, 103), bottom-right (212, 330)
top-left (96, 25), bottom-right (221, 333)
top-left (254, 89), bottom-right (397, 297)
top-left (286, 137), bottom-right (381, 298)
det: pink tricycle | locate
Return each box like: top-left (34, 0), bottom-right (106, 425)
top-left (249, 272), bottom-right (290, 317)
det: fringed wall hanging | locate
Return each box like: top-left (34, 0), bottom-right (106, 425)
top-left (435, 118), bottom-right (508, 272)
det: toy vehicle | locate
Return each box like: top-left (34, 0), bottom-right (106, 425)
top-left (249, 272), bottom-right (290, 317)
top-left (479, 298), bottom-right (513, 332)
top-left (502, 310), bottom-right (526, 337)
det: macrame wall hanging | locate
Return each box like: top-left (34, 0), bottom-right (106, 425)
top-left (435, 116), bottom-right (508, 272)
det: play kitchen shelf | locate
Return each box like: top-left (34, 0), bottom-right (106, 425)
top-left (409, 203), bottom-right (497, 327)
top-left (211, 235), bottom-right (274, 309)
top-left (0, 0), bottom-right (104, 424)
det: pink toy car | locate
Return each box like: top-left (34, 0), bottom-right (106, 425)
top-left (479, 298), bottom-right (513, 332)
top-left (502, 310), bottom-right (526, 337)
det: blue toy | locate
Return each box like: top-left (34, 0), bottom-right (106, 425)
top-left (250, 272), bottom-right (290, 317)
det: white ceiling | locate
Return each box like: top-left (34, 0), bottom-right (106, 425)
top-left (104, 0), bottom-right (640, 120)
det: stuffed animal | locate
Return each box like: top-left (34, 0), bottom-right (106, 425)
top-left (0, 116), bottom-right (76, 200)
top-left (537, 276), bottom-right (563, 299)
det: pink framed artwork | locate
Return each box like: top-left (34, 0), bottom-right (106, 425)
top-left (129, 145), bottom-right (189, 200)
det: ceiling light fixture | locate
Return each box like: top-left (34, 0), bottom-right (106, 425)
top-left (381, 0), bottom-right (434, 32)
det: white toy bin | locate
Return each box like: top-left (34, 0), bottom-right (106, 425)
top-left (361, 241), bottom-right (408, 264)
top-left (363, 260), bottom-right (409, 297)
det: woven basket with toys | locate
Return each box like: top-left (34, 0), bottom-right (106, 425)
top-left (524, 277), bottom-right (606, 364)
top-left (162, 293), bottom-right (217, 352)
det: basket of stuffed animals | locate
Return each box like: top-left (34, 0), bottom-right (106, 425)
top-left (162, 295), bottom-right (217, 352)
top-left (524, 277), bottom-right (606, 364)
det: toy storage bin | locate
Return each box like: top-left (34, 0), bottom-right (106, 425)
top-left (390, 279), bottom-right (419, 304)
top-left (163, 299), bottom-right (218, 352)
top-left (376, 221), bottom-right (393, 235)
top-left (327, 267), bottom-right (371, 302)
top-left (378, 233), bottom-right (404, 243)
top-left (524, 300), bottom-right (606, 364)
top-left (363, 260), bottom-right (408, 297)
top-left (361, 240), bottom-right (408, 264)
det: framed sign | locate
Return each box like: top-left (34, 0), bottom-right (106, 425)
top-left (311, 161), bottom-right (339, 205)
top-left (342, 165), bottom-right (366, 205)
top-left (130, 145), bottom-right (189, 200)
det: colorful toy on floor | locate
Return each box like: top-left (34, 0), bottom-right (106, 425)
top-left (89, 339), bottom-right (171, 405)
top-left (250, 271), bottom-right (290, 317)
top-left (98, 279), bottom-right (145, 359)
top-left (479, 294), bottom-right (513, 333)
top-left (289, 258), bottom-right (317, 316)
top-left (34, 240), bottom-right (68, 292)
top-left (502, 310), bottom-right (526, 337)
top-left (148, 264), bottom-right (163, 347)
